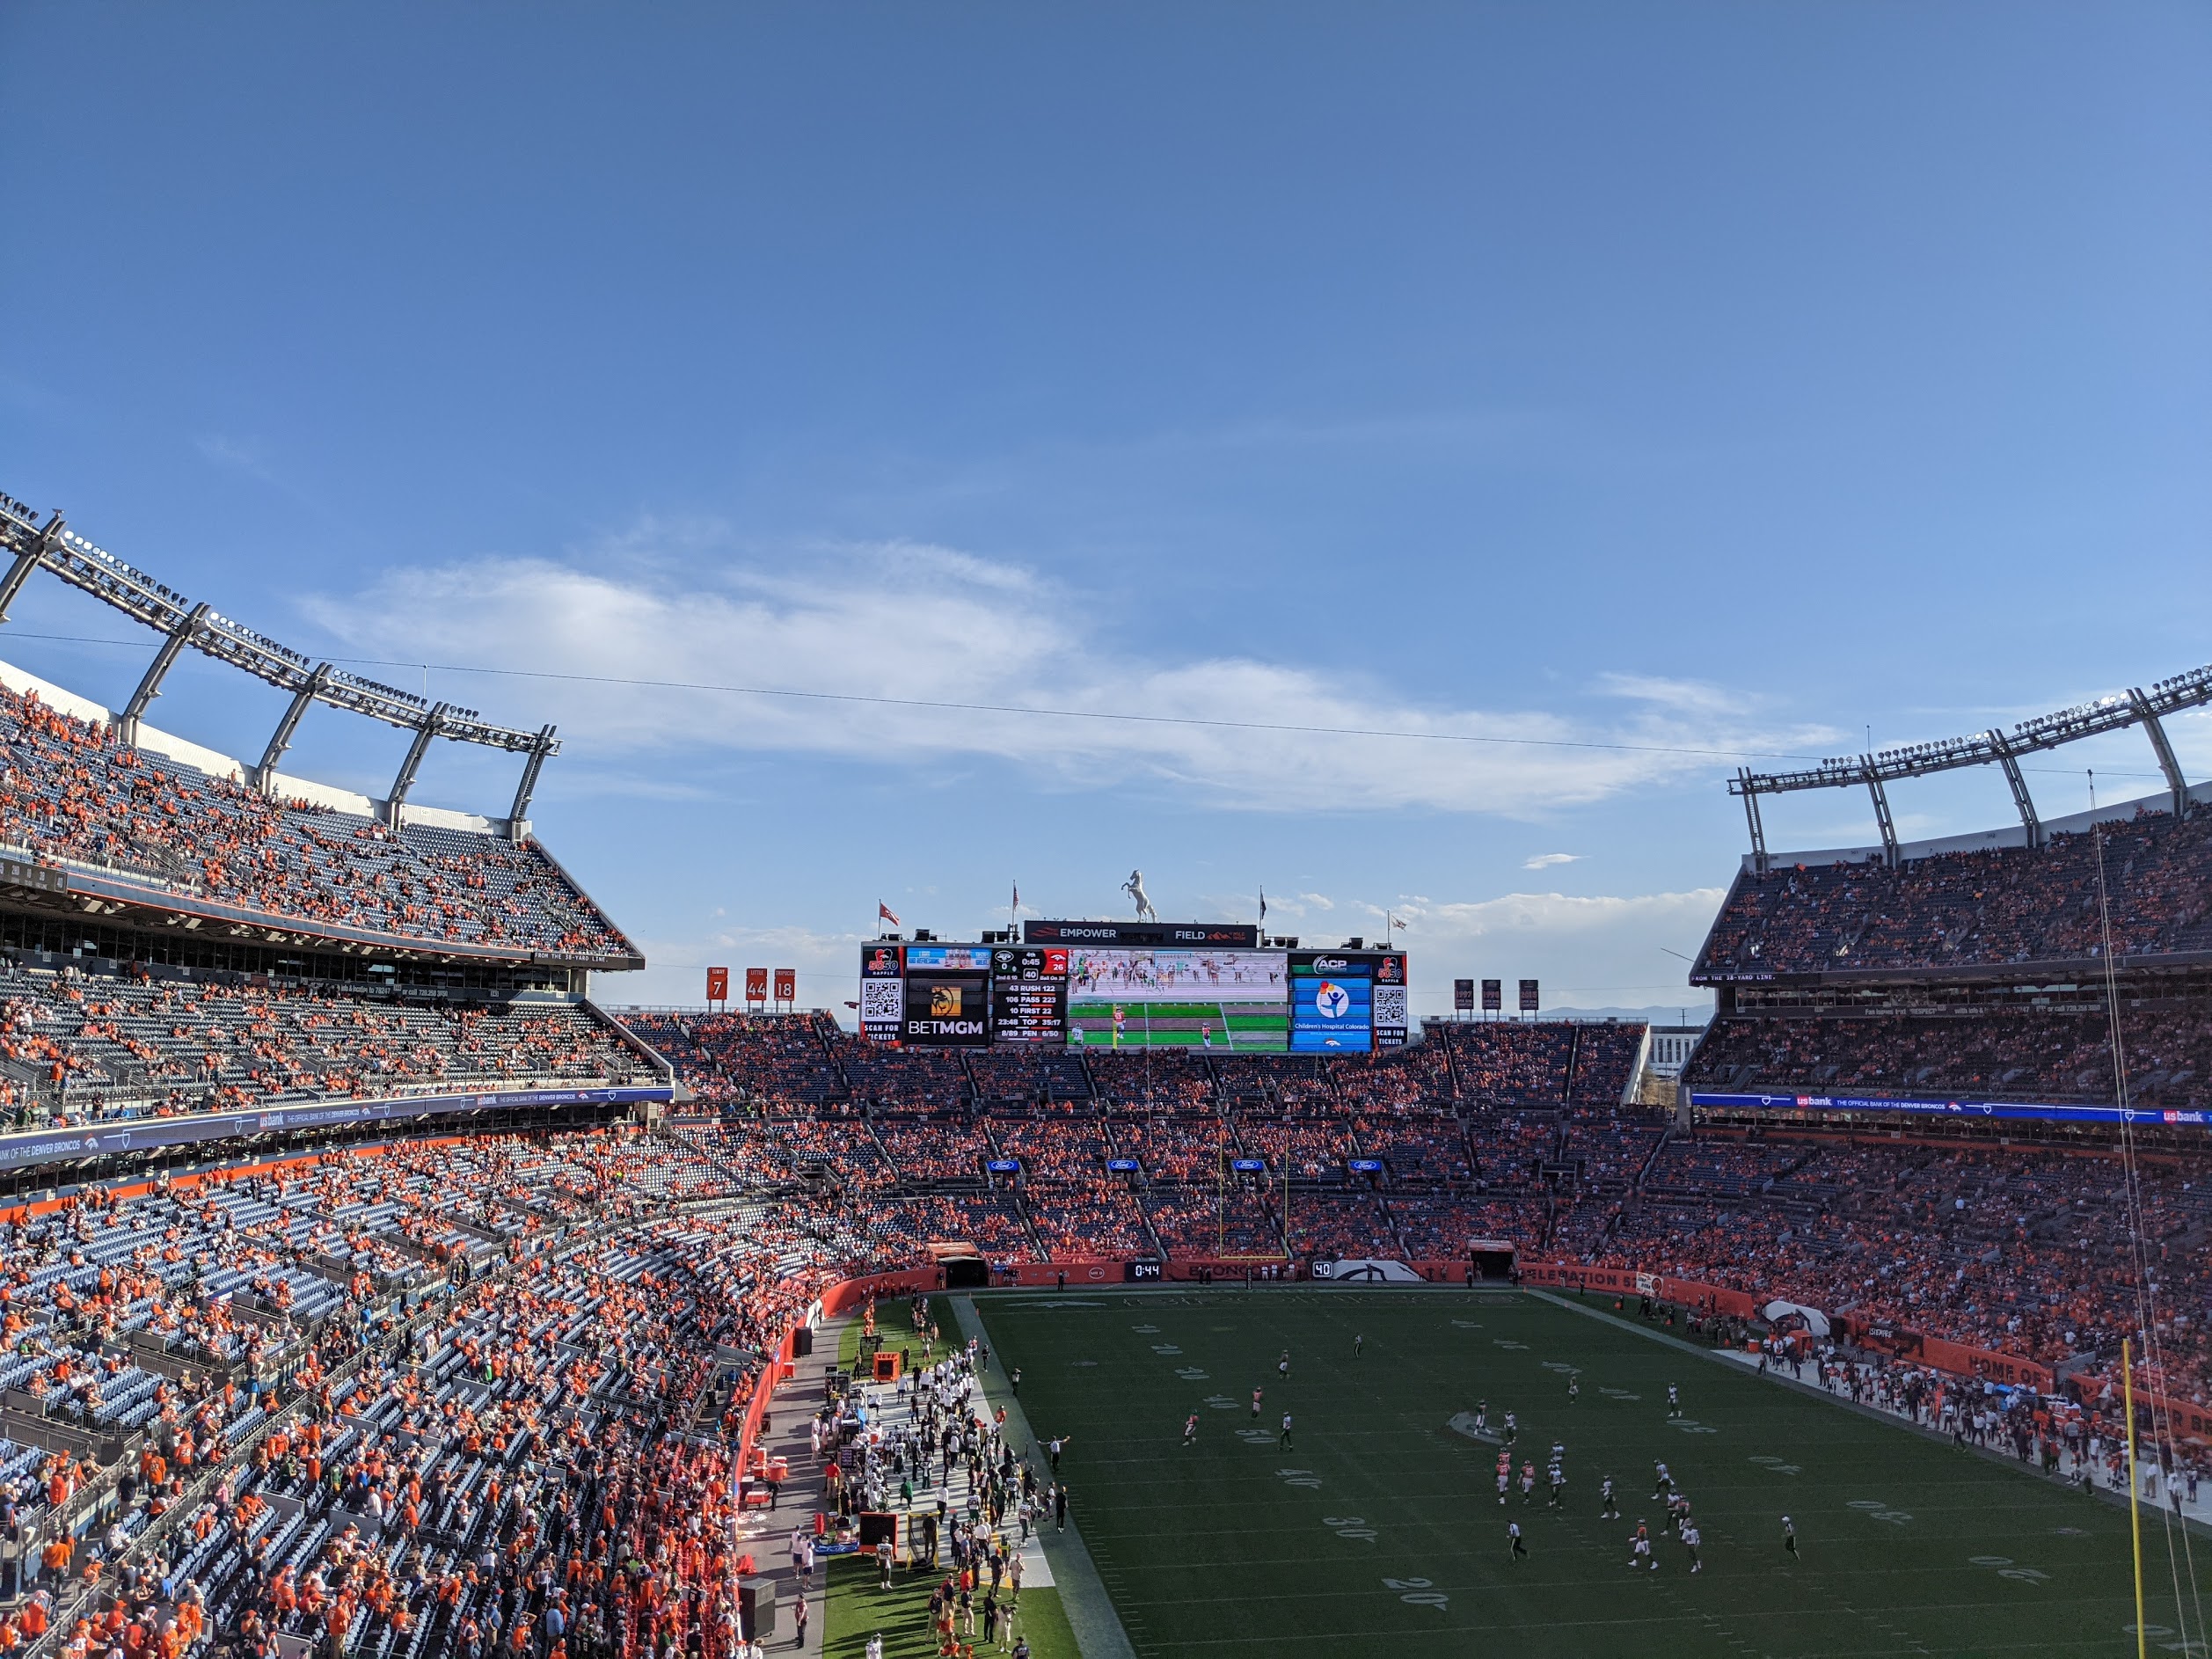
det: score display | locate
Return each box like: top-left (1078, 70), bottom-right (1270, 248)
top-left (989, 947), bottom-right (1069, 1044)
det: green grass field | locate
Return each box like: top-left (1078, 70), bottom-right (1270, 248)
top-left (969, 1286), bottom-right (2210, 1657)
top-left (823, 1299), bottom-right (1084, 1658)
top-left (1066, 999), bottom-right (1289, 1051)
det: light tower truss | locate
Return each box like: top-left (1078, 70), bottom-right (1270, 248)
top-left (1729, 662), bottom-right (2212, 867)
top-left (0, 490), bottom-right (558, 830)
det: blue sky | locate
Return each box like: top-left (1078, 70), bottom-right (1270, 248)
top-left (3, 2), bottom-right (2208, 1019)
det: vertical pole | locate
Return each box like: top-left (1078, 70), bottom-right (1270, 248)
top-left (2125, 1338), bottom-right (2145, 1659)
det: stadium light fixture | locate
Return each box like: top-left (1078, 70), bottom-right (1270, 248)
top-left (0, 488), bottom-right (561, 828)
top-left (1729, 661), bottom-right (2212, 867)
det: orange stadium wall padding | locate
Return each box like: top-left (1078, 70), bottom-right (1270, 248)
top-left (1519, 1261), bottom-right (1766, 1321)
top-left (1010, 1261), bottom-right (1122, 1286)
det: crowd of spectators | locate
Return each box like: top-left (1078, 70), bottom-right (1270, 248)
top-left (1560, 1134), bottom-right (2212, 1403)
top-left (1101, 1119), bottom-right (1227, 1186)
top-left (1023, 1189), bottom-right (1152, 1259)
top-left (985, 1121), bottom-right (1112, 1188)
top-left (965, 1052), bottom-right (1091, 1109)
top-left (619, 1015), bottom-right (843, 1115)
top-left (858, 1195), bottom-right (1034, 1261)
top-left (1386, 1196), bottom-right (1544, 1257)
top-left (837, 1048), bottom-right (971, 1115)
top-left (3, 1085), bottom-right (2204, 1659)
top-left (1686, 1001), bottom-right (2212, 1109)
top-left (1237, 1121), bottom-right (1353, 1187)
top-left (1143, 1188), bottom-right (1281, 1256)
top-left (1080, 1054), bottom-right (1217, 1114)
top-left (0, 685), bottom-right (631, 961)
top-left (868, 1122), bottom-right (996, 1188)
top-left (635, 1014), bottom-right (1653, 1127)
top-left (0, 963), bottom-right (654, 1127)
top-left (1358, 1119), bottom-right (1474, 1188)
top-left (0, 1127), bottom-right (886, 1659)
top-left (1695, 801), bottom-right (2212, 978)
top-left (1427, 1022), bottom-right (1578, 1106)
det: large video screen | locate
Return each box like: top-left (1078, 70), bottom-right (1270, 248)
top-left (1064, 947), bottom-right (1289, 1052)
top-left (1289, 962), bottom-right (1372, 1052)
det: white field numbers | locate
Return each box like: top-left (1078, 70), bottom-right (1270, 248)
top-left (1276, 1466), bottom-right (1322, 1488)
top-left (1748, 1455), bottom-right (1802, 1476)
top-left (2125, 1625), bottom-right (2210, 1656)
top-left (1321, 1516), bottom-right (1376, 1542)
top-left (1384, 1578), bottom-right (1449, 1611)
top-left (1847, 1498), bottom-right (1913, 1525)
top-left (1967, 1556), bottom-right (2051, 1585)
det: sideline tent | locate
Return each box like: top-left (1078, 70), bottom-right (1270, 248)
top-left (1763, 1298), bottom-right (1832, 1338)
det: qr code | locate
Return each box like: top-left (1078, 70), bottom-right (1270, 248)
top-left (860, 979), bottom-right (903, 1025)
top-left (1373, 985), bottom-right (1408, 1028)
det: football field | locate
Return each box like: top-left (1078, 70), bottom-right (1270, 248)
top-left (971, 1287), bottom-right (2209, 1657)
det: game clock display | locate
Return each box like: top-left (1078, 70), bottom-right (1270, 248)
top-left (990, 946), bottom-right (1069, 1044)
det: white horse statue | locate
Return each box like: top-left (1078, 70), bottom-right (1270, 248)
top-left (1123, 869), bottom-right (1157, 921)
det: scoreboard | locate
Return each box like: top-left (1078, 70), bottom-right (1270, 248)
top-left (989, 946), bottom-right (1069, 1043)
top-left (860, 925), bottom-right (1407, 1049)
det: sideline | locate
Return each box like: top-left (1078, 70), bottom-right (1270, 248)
top-left (1526, 1286), bottom-right (2212, 1541)
top-left (951, 1294), bottom-right (1140, 1659)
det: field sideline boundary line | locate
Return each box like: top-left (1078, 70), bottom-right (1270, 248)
top-left (952, 1293), bottom-right (1142, 1659)
top-left (1524, 1285), bottom-right (2212, 1542)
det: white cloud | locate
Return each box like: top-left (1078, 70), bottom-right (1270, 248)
top-left (1383, 887), bottom-right (1730, 1013)
top-left (1405, 888), bottom-right (1727, 940)
top-left (1523, 852), bottom-right (1581, 869)
top-left (300, 529), bottom-right (1829, 815)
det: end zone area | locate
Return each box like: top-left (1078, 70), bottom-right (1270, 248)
top-left (971, 1287), bottom-right (2207, 1657)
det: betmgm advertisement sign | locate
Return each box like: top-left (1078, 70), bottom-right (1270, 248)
top-left (902, 974), bottom-right (991, 1046)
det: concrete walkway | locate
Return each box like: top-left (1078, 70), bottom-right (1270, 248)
top-left (732, 1321), bottom-right (843, 1655)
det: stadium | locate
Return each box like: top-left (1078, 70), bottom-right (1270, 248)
top-left (0, 485), bottom-right (2198, 1659)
